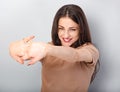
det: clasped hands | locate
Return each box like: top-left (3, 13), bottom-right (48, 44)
top-left (9, 36), bottom-right (47, 66)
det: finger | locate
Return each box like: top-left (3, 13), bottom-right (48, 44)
top-left (23, 35), bottom-right (35, 43)
top-left (22, 53), bottom-right (29, 60)
top-left (27, 58), bottom-right (38, 66)
top-left (16, 58), bottom-right (24, 64)
top-left (27, 61), bottom-right (36, 66)
top-left (14, 55), bottom-right (24, 64)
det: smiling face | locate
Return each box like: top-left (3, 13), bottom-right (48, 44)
top-left (58, 17), bottom-right (80, 47)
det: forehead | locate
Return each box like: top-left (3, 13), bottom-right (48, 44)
top-left (58, 17), bottom-right (79, 28)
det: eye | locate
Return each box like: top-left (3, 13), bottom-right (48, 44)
top-left (58, 27), bottom-right (64, 31)
top-left (70, 28), bottom-right (77, 31)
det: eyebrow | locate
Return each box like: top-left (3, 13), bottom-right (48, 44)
top-left (58, 25), bottom-right (63, 27)
top-left (58, 25), bottom-right (78, 29)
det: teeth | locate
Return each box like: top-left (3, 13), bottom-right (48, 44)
top-left (63, 38), bottom-right (71, 42)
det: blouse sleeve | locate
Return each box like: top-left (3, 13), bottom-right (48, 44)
top-left (80, 43), bottom-right (99, 65)
top-left (41, 42), bottom-right (99, 64)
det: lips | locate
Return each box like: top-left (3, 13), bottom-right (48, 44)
top-left (63, 38), bottom-right (72, 43)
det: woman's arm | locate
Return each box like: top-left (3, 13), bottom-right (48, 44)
top-left (25, 42), bottom-right (99, 65)
top-left (9, 36), bottom-right (99, 65)
top-left (46, 43), bottom-right (99, 64)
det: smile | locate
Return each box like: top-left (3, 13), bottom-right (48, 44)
top-left (63, 38), bottom-right (72, 42)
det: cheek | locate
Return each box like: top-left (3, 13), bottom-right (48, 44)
top-left (58, 31), bottom-right (62, 38)
top-left (73, 33), bottom-right (79, 40)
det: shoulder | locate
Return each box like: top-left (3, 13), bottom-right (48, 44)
top-left (77, 43), bottom-right (98, 51)
top-left (47, 42), bottom-right (54, 45)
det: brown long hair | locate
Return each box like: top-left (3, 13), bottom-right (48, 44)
top-left (51, 4), bottom-right (99, 83)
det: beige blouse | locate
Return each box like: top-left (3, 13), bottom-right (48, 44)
top-left (41, 43), bottom-right (99, 92)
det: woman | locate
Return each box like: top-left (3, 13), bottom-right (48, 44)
top-left (9, 4), bottom-right (99, 92)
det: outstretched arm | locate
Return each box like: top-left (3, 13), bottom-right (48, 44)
top-left (9, 36), bottom-right (99, 66)
top-left (46, 43), bottom-right (98, 63)
top-left (27, 42), bottom-right (99, 65)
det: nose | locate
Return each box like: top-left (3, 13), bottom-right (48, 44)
top-left (63, 30), bottom-right (70, 38)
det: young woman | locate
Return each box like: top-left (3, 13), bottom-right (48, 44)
top-left (9, 4), bottom-right (99, 92)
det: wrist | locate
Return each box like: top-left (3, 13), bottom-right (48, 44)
top-left (40, 42), bottom-right (48, 58)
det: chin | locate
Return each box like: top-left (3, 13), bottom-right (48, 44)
top-left (62, 43), bottom-right (72, 47)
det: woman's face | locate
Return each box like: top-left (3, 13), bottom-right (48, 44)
top-left (58, 17), bottom-right (79, 47)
